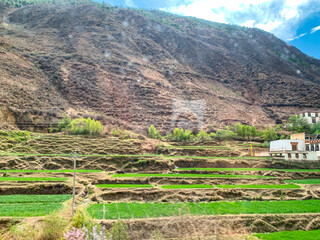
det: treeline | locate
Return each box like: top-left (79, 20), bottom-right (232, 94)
top-left (148, 123), bottom-right (280, 143)
top-left (0, 0), bottom-right (111, 9)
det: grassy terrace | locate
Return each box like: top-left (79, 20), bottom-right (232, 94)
top-left (0, 195), bottom-right (72, 217)
top-left (0, 177), bottom-right (68, 181)
top-left (0, 169), bottom-right (102, 173)
top-left (161, 185), bottom-right (214, 189)
top-left (96, 184), bottom-right (154, 188)
top-left (254, 229), bottom-right (320, 240)
top-left (0, 152), bottom-right (269, 160)
top-left (177, 168), bottom-right (320, 172)
top-left (216, 184), bottom-right (301, 189)
top-left (285, 179), bottom-right (320, 184)
top-left (112, 173), bottom-right (273, 179)
top-left (88, 199), bottom-right (320, 219)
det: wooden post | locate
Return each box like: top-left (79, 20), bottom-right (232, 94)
top-left (72, 151), bottom-right (77, 217)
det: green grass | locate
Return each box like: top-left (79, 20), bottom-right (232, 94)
top-left (95, 184), bottom-right (154, 188)
top-left (0, 177), bottom-right (68, 181)
top-left (216, 184), bottom-right (301, 189)
top-left (0, 169), bottom-right (102, 173)
top-left (0, 194), bottom-right (72, 217)
top-left (254, 229), bottom-right (320, 240)
top-left (285, 179), bottom-right (320, 184)
top-left (0, 194), bottom-right (72, 203)
top-left (164, 145), bottom-right (233, 149)
top-left (87, 199), bottom-right (320, 219)
top-left (0, 203), bottom-right (64, 217)
top-left (177, 168), bottom-right (320, 172)
top-left (112, 173), bottom-right (273, 179)
top-left (0, 152), bottom-right (268, 160)
top-left (161, 184), bottom-right (214, 189)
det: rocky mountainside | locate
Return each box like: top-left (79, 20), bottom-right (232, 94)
top-left (1, 3), bottom-right (320, 133)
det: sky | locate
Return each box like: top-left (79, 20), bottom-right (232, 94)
top-left (103, 0), bottom-right (320, 59)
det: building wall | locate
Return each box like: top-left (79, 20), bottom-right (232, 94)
top-left (299, 112), bottom-right (319, 124)
top-left (283, 152), bottom-right (318, 161)
top-left (291, 133), bottom-right (305, 140)
top-left (270, 140), bottom-right (305, 152)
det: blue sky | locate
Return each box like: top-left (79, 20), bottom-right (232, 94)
top-left (103, 0), bottom-right (320, 59)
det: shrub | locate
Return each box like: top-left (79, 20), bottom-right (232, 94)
top-left (286, 115), bottom-right (312, 133)
top-left (312, 122), bottom-right (320, 134)
top-left (110, 220), bottom-right (130, 240)
top-left (69, 118), bottom-right (103, 135)
top-left (58, 114), bottom-right (71, 131)
top-left (260, 127), bottom-right (278, 141)
top-left (166, 128), bottom-right (195, 142)
top-left (262, 141), bottom-right (270, 148)
top-left (196, 129), bottom-right (212, 141)
top-left (234, 123), bottom-right (257, 140)
top-left (215, 127), bottom-right (237, 140)
top-left (148, 125), bottom-right (161, 139)
top-left (111, 128), bottom-right (131, 139)
top-left (40, 214), bottom-right (67, 240)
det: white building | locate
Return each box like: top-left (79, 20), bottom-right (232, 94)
top-left (269, 133), bottom-right (320, 161)
top-left (296, 110), bottom-right (320, 124)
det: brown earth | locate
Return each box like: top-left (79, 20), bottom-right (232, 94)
top-left (0, 4), bottom-right (320, 132)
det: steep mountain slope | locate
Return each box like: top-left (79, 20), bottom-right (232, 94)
top-left (1, 4), bottom-right (320, 132)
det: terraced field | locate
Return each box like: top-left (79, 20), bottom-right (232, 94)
top-left (1, 133), bottom-right (320, 239)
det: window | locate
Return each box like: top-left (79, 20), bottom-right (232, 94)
top-left (288, 153), bottom-right (292, 159)
top-left (295, 153), bottom-right (299, 159)
top-left (291, 142), bottom-right (298, 151)
top-left (308, 112), bottom-right (311, 117)
top-left (306, 145), bottom-right (310, 151)
top-left (316, 113), bottom-right (319, 117)
top-left (312, 117), bottom-right (316, 124)
top-left (316, 145), bottom-right (320, 151)
top-left (303, 153), bottom-right (307, 159)
top-left (311, 145), bottom-right (315, 151)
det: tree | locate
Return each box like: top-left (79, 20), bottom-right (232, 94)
top-left (69, 118), bottom-right (103, 135)
top-left (215, 127), bottom-right (237, 140)
top-left (58, 114), bottom-right (71, 131)
top-left (260, 127), bottom-right (278, 141)
top-left (148, 125), bottom-right (161, 139)
top-left (286, 115), bottom-right (312, 133)
top-left (312, 122), bottom-right (320, 134)
top-left (196, 129), bottom-right (212, 141)
top-left (234, 123), bottom-right (257, 140)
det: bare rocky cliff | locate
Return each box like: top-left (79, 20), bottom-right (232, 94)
top-left (1, 4), bottom-right (320, 132)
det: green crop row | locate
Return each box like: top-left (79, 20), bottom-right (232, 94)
top-left (161, 185), bottom-right (214, 189)
top-left (0, 194), bottom-right (72, 204)
top-left (0, 169), bottom-right (102, 173)
top-left (216, 184), bottom-right (300, 189)
top-left (254, 229), bottom-right (320, 240)
top-left (177, 168), bottom-right (320, 172)
top-left (0, 177), bottom-right (68, 181)
top-left (87, 199), bottom-right (320, 219)
top-left (112, 173), bottom-right (273, 179)
top-left (95, 184), bottom-right (154, 188)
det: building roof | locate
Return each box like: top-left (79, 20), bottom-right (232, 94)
top-left (295, 110), bottom-right (320, 114)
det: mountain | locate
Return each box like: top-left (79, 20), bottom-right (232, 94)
top-left (1, 3), bottom-right (320, 133)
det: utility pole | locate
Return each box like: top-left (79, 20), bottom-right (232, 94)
top-left (72, 150), bottom-right (77, 217)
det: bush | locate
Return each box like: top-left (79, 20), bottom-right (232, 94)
top-left (196, 129), bottom-right (212, 141)
top-left (110, 220), bottom-right (130, 240)
top-left (286, 115), bottom-right (312, 133)
top-left (40, 214), bottom-right (67, 240)
top-left (58, 114), bottom-right (71, 131)
top-left (261, 141), bottom-right (270, 148)
top-left (148, 125), bottom-right (161, 139)
top-left (215, 127), bottom-right (237, 140)
top-left (234, 123), bottom-right (257, 140)
top-left (312, 122), bottom-right (320, 134)
top-left (166, 128), bottom-right (195, 142)
top-left (260, 127), bottom-right (278, 141)
top-left (69, 118), bottom-right (103, 135)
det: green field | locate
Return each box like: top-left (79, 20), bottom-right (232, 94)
top-left (0, 177), bottom-right (68, 181)
top-left (87, 200), bottom-right (320, 219)
top-left (254, 229), bottom-right (320, 240)
top-left (216, 184), bottom-right (301, 189)
top-left (285, 179), bottom-right (320, 184)
top-left (0, 194), bottom-right (72, 203)
top-left (95, 184), bottom-right (154, 188)
top-left (161, 184), bottom-right (214, 189)
top-left (112, 173), bottom-right (273, 179)
top-left (0, 169), bottom-right (102, 173)
top-left (0, 194), bottom-right (72, 217)
top-left (177, 168), bottom-right (320, 172)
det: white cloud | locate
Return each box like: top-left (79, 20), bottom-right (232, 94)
top-left (241, 20), bottom-right (255, 28)
top-left (288, 32), bottom-right (307, 41)
top-left (125, 0), bottom-right (135, 8)
top-left (311, 25), bottom-right (320, 34)
top-left (161, 0), bottom-right (318, 41)
top-left (255, 20), bottom-right (283, 32)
